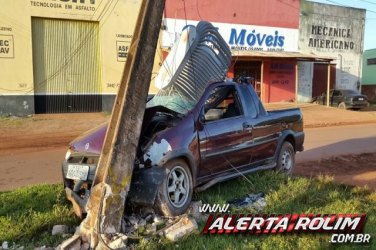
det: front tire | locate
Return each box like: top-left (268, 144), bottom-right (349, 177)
top-left (276, 142), bottom-right (295, 175)
top-left (155, 159), bottom-right (193, 217)
top-left (338, 102), bottom-right (347, 110)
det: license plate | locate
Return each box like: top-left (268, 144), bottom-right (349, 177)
top-left (67, 164), bottom-right (89, 181)
top-left (358, 98), bottom-right (364, 101)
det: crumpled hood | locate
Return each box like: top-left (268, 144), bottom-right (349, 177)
top-left (69, 123), bottom-right (108, 155)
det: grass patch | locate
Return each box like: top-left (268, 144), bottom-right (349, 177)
top-left (1, 172), bottom-right (375, 249)
top-left (0, 184), bottom-right (79, 249)
top-left (143, 172), bottom-right (376, 250)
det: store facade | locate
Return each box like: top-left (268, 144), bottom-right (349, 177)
top-left (298, 0), bottom-right (366, 102)
top-left (0, 0), bottom-right (367, 115)
top-left (0, 0), bottom-right (163, 115)
top-left (162, 0), bottom-right (301, 103)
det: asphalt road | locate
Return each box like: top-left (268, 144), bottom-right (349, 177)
top-left (0, 124), bottom-right (375, 191)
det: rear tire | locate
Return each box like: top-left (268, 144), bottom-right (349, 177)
top-left (276, 141), bottom-right (295, 175)
top-left (155, 159), bottom-right (193, 217)
top-left (338, 102), bottom-right (347, 110)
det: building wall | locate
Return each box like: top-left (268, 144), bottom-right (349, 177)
top-left (0, 0), bottom-right (34, 114)
top-left (361, 49), bottom-right (376, 101)
top-left (298, 0), bottom-right (366, 102)
top-left (0, 0), bottom-right (162, 115)
top-left (362, 49), bottom-right (376, 85)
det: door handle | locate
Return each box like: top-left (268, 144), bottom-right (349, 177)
top-left (242, 122), bottom-right (253, 129)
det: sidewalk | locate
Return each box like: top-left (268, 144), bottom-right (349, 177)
top-left (264, 102), bottom-right (376, 128)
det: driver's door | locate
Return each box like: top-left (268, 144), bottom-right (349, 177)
top-left (198, 85), bottom-right (248, 176)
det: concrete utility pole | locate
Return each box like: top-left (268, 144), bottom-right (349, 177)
top-left (77, 0), bottom-right (165, 247)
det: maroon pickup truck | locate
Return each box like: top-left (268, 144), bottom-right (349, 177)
top-left (62, 81), bottom-right (304, 216)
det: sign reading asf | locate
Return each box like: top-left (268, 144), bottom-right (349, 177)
top-left (229, 28), bottom-right (285, 51)
top-left (117, 41), bottom-right (130, 62)
top-left (0, 35), bottom-right (14, 58)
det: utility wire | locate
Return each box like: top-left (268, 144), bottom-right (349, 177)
top-left (360, 0), bottom-right (376, 5)
top-left (325, 0), bottom-right (376, 14)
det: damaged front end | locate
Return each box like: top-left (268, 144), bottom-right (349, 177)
top-left (62, 106), bottom-right (182, 217)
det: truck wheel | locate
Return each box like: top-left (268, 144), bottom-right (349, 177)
top-left (276, 141), bottom-right (295, 175)
top-left (155, 159), bottom-right (193, 217)
top-left (338, 102), bottom-right (347, 110)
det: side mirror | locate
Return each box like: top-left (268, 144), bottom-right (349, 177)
top-left (204, 109), bottom-right (224, 121)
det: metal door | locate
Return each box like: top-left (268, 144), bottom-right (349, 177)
top-left (32, 18), bottom-right (101, 113)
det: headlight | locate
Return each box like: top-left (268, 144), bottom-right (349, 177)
top-left (65, 149), bottom-right (72, 161)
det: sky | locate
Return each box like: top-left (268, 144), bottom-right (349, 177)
top-left (310, 0), bottom-right (376, 50)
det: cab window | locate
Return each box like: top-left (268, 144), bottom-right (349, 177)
top-left (203, 86), bottom-right (243, 122)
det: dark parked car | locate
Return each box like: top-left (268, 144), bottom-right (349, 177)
top-left (62, 81), bottom-right (304, 216)
top-left (314, 89), bottom-right (369, 110)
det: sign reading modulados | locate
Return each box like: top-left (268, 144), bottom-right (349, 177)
top-left (162, 18), bottom-right (299, 53)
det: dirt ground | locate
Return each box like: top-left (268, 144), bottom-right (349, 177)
top-left (0, 113), bottom-right (108, 156)
top-left (294, 153), bottom-right (376, 190)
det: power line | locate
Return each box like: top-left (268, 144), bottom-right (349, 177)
top-left (326, 0), bottom-right (376, 14)
top-left (360, 0), bottom-right (376, 5)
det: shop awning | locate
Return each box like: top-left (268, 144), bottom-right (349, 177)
top-left (231, 51), bottom-right (335, 62)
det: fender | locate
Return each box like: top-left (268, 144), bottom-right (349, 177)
top-left (157, 149), bottom-right (198, 186)
top-left (273, 130), bottom-right (304, 161)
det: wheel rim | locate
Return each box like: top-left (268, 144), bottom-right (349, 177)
top-left (281, 149), bottom-right (293, 172)
top-left (166, 166), bottom-right (190, 208)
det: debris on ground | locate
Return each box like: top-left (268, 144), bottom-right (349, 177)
top-left (107, 234), bottom-right (128, 249)
top-left (119, 203), bottom-right (202, 241)
top-left (228, 192), bottom-right (266, 211)
top-left (163, 215), bottom-right (198, 242)
top-left (0, 242), bottom-right (24, 250)
top-left (187, 200), bottom-right (208, 222)
top-left (52, 225), bottom-right (69, 236)
top-left (1, 242), bottom-right (8, 250)
top-left (59, 234), bottom-right (81, 250)
top-left (34, 246), bottom-right (54, 250)
top-left (59, 202), bottom-right (202, 248)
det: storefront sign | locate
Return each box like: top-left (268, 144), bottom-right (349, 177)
top-left (308, 25), bottom-right (355, 51)
top-left (0, 35), bottom-right (14, 58)
top-left (162, 18), bottom-right (299, 52)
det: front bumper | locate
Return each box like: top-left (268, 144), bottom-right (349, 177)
top-left (62, 160), bottom-right (167, 217)
top-left (347, 102), bottom-right (369, 109)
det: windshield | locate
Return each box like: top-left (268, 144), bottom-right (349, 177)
top-left (147, 93), bottom-right (196, 115)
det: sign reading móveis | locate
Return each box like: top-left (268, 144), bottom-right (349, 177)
top-left (162, 18), bottom-right (299, 53)
top-left (228, 28), bottom-right (285, 52)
